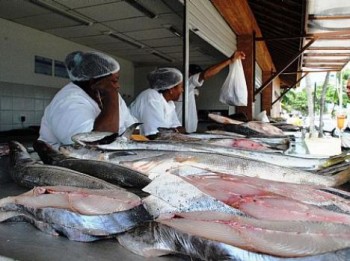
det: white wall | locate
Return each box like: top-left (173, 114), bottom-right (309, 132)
top-left (0, 18), bottom-right (134, 131)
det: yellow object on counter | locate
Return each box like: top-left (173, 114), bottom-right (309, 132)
top-left (131, 134), bottom-right (149, 141)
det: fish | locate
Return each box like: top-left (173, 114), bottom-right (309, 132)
top-left (206, 137), bottom-right (275, 151)
top-left (143, 172), bottom-right (244, 216)
top-left (0, 186), bottom-right (152, 242)
top-left (72, 122), bottom-right (141, 146)
top-left (143, 171), bottom-right (350, 217)
top-left (9, 141), bottom-right (121, 190)
top-left (120, 151), bottom-right (350, 187)
top-left (158, 211), bottom-right (350, 257)
top-left (118, 220), bottom-right (350, 260)
top-left (180, 173), bottom-right (350, 223)
top-left (208, 113), bottom-right (286, 137)
top-left (71, 133), bottom-right (348, 171)
top-left (33, 140), bottom-right (151, 189)
top-left (59, 145), bottom-right (165, 162)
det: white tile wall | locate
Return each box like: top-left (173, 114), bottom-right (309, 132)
top-left (0, 81), bottom-right (58, 131)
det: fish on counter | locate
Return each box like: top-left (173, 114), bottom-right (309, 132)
top-left (205, 130), bottom-right (291, 150)
top-left (208, 113), bottom-right (287, 137)
top-left (143, 172), bottom-right (244, 216)
top-left (33, 140), bottom-right (151, 189)
top-left (71, 131), bottom-right (348, 171)
top-left (9, 141), bottom-right (121, 190)
top-left (118, 218), bottom-right (350, 261)
top-left (180, 174), bottom-right (350, 222)
top-left (143, 171), bottom-right (350, 218)
top-left (120, 151), bottom-right (350, 187)
top-left (159, 211), bottom-right (350, 257)
top-left (0, 186), bottom-right (152, 242)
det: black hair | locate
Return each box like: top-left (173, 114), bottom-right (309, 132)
top-left (189, 64), bottom-right (203, 75)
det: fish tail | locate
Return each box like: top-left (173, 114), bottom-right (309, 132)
top-left (331, 167), bottom-right (350, 187)
top-left (33, 140), bottom-right (66, 164)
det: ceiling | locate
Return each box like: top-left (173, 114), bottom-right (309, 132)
top-left (0, 0), bottom-right (226, 68)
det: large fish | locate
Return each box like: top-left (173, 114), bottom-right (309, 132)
top-left (118, 220), bottom-right (350, 260)
top-left (143, 172), bottom-right (244, 216)
top-left (208, 113), bottom-right (286, 137)
top-left (120, 151), bottom-right (350, 187)
top-left (9, 141), bottom-right (121, 190)
top-left (143, 171), bottom-right (350, 218)
top-left (71, 133), bottom-right (348, 171)
top-left (205, 130), bottom-right (291, 150)
top-left (0, 186), bottom-right (152, 242)
top-left (180, 173), bottom-right (350, 222)
top-left (158, 211), bottom-right (350, 257)
top-left (33, 140), bottom-right (151, 189)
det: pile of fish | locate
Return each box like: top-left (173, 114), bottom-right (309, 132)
top-left (2, 140), bottom-right (350, 260)
top-left (126, 170), bottom-right (350, 259)
top-left (72, 130), bottom-right (350, 171)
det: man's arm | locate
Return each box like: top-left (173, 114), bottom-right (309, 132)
top-left (91, 75), bottom-right (120, 132)
top-left (199, 51), bottom-right (245, 82)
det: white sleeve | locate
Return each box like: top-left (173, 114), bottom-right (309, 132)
top-left (139, 98), bottom-right (167, 136)
top-left (49, 97), bottom-right (96, 144)
top-left (118, 94), bottom-right (137, 134)
top-left (189, 73), bottom-right (204, 89)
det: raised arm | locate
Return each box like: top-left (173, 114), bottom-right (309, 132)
top-left (199, 51), bottom-right (246, 82)
top-left (91, 73), bottom-right (120, 132)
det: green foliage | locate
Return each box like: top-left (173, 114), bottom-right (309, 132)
top-left (281, 69), bottom-right (350, 116)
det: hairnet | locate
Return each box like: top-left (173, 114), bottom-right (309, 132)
top-left (65, 51), bottom-right (120, 81)
top-left (147, 68), bottom-right (183, 91)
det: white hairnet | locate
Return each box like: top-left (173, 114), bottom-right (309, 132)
top-left (148, 68), bottom-right (183, 91)
top-left (65, 51), bottom-right (120, 81)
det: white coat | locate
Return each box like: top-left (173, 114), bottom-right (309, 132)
top-left (39, 82), bottom-right (137, 149)
top-left (129, 88), bottom-right (181, 136)
top-left (175, 73), bottom-right (204, 133)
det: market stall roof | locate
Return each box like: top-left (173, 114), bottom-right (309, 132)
top-left (247, 0), bottom-right (350, 88)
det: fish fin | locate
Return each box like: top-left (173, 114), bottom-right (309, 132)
top-left (33, 140), bottom-right (67, 164)
top-left (120, 122), bottom-right (143, 139)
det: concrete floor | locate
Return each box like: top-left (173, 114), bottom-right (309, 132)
top-left (0, 152), bottom-right (188, 261)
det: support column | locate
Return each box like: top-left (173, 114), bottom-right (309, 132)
top-left (236, 34), bottom-right (254, 120)
top-left (261, 71), bottom-right (273, 115)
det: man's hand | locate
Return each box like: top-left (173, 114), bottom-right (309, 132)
top-left (230, 51), bottom-right (246, 63)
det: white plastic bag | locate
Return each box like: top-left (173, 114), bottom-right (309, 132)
top-left (219, 58), bottom-right (247, 106)
top-left (256, 110), bottom-right (270, 122)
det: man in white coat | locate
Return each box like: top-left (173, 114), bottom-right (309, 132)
top-left (39, 51), bottom-right (137, 149)
top-left (129, 68), bottom-right (184, 139)
top-left (175, 51), bottom-right (245, 133)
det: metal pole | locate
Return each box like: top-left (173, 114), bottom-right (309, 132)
top-left (182, 0), bottom-right (189, 130)
top-left (255, 38), bottom-right (316, 96)
top-left (271, 73), bottom-right (308, 106)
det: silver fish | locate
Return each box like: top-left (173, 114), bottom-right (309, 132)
top-left (142, 172), bottom-right (244, 216)
top-left (208, 113), bottom-right (285, 137)
top-left (73, 134), bottom-right (350, 172)
top-left (33, 140), bottom-right (151, 189)
top-left (121, 150), bottom-right (350, 189)
top-left (158, 211), bottom-right (350, 257)
top-left (0, 186), bottom-right (152, 242)
top-left (9, 141), bottom-right (121, 190)
top-left (118, 221), bottom-right (350, 261)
